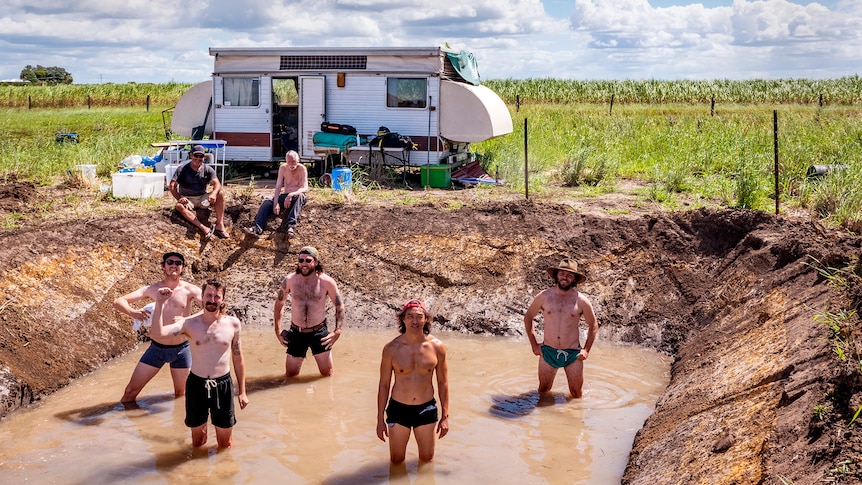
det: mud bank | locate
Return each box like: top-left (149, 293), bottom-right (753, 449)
top-left (1, 193), bottom-right (860, 483)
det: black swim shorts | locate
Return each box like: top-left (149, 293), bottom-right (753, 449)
top-left (385, 398), bottom-right (438, 428)
top-left (283, 323), bottom-right (329, 358)
top-left (185, 372), bottom-right (235, 429)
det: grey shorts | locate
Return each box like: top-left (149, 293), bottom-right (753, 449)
top-left (139, 340), bottom-right (192, 369)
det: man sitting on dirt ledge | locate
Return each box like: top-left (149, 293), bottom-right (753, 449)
top-left (523, 257), bottom-right (598, 399)
top-left (243, 150), bottom-right (308, 238)
top-left (169, 144), bottom-right (229, 240)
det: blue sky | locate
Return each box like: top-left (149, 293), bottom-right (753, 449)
top-left (0, 0), bottom-right (858, 84)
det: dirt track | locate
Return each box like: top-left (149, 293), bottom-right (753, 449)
top-left (1, 178), bottom-right (861, 483)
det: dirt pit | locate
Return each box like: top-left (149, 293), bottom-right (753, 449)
top-left (1, 178), bottom-right (861, 483)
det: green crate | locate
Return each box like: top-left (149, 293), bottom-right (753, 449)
top-left (420, 164), bottom-right (451, 188)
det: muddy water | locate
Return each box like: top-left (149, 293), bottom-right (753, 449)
top-left (0, 327), bottom-right (670, 484)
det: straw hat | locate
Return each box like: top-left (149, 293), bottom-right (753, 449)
top-left (546, 257), bottom-right (586, 285)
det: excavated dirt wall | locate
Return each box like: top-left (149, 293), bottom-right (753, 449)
top-left (1, 192), bottom-right (861, 482)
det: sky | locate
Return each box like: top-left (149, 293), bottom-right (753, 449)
top-left (0, 0), bottom-right (859, 84)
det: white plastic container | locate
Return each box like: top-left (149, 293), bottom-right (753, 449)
top-left (75, 164), bottom-right (97, 185)
top-left (112, 172), bottom-right (166, 199)
top-left (165, 163), bottom-right (181, 184)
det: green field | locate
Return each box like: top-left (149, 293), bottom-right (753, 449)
top-left (1, 79), bottom-right (860, 231)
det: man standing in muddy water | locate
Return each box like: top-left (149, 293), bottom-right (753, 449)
top-left (150, 279), bottom-right (249, 448)
top-left (112, 252), bottom-right (202, 403)
top-left (523, 257), bottom-right (598, 399)
top-left (377, 299), bottom-right (449, 463)
top-left (273, 246), bottom-right (345, 377)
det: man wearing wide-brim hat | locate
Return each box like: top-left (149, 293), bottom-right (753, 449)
top-left (523, 256), bottom-right (598, 399)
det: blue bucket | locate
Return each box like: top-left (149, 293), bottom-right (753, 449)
top-left (332, 167), bottom-right (352, 192)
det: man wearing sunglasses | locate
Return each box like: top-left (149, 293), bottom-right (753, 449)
top-left (112, 252), bottom-right (202, 403)
top-left (169, 145), bottom-right (229, 240)
top-left (273, 246), bottom-right (345, 377)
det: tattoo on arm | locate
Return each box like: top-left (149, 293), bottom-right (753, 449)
top-left (232, 335), bottom-right (242, 355)
top-left (277, 288), bottom-right (285, 301)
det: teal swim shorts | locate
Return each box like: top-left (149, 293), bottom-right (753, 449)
top-left (541, 344), bottom-right (581, 368)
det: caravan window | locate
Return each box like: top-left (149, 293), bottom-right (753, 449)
top-left (386, 78), bottom-right (426, 109)
top-left (223, 77), bottom-right (260, 107)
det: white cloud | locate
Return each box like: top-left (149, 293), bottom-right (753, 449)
top-left (0, 0), bottom-right (858, 83)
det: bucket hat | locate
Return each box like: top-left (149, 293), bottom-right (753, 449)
top-left (547, 257), bottom-right (586, 285)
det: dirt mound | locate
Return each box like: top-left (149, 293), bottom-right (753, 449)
top-left (0, 179), bottom-right (860, 482)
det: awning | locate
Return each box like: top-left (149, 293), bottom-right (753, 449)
top-left (171, 81), bottom-right (213, 138)
top-left (439, 80), bottom-right (513, 143)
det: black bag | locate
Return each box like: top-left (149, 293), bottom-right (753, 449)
top-left (371, 132), bottom-right (415, 149)
top-left (321, 122), bottom-right (357, 136)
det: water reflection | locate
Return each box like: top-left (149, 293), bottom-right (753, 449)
top-left (0, 327), bottom-right (669, 484)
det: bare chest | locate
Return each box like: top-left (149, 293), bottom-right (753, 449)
top-left (543, 292), bottom-right (582, 320)
top-left (393, 343), bottom-right (437, 375)
top-left (189, 320), bottom-right (232, 350)
top-left (292, 278), bottom-right (324, 302)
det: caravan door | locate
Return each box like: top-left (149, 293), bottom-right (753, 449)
top-left (213, 74), bottom-right (272, 162)
top-left (299, 76), bottom-right (325, 160)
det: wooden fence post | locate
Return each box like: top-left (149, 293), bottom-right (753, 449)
top-left (609, 94), bottom-right (614, 115)
top-left (524, 117), bottom-right (529, 200)
top-left (710, 95), bottom-right (715, 117)
top-left (516, 94), bottom-right (520, 113)
top-left (146, 95), bottom-right (150, 112)
top-left (773, 110), bottom-right (779, 215)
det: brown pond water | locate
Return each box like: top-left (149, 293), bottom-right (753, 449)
top-left (0, 326), bottom-right (670, 484)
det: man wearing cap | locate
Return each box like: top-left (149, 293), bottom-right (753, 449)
top-left (112, 252), bottom-right (202, 403)
top-left (377, 299), bottom-right (449, 463)
top-left (523, 257), bottom-right (598, 399)
top-left (243, 150), bottom-right (308, 238)
top-left (169, 145), bottom-right (228, 239)
top-left (273, 246), bottom-right (345, 377)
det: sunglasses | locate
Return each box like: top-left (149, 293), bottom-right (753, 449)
top-left (165, 259), bottom-right (184, 266)
top-left (191, 153), bottom-right (204, 158)
top-left (298, 257), bottom-right (314, 263)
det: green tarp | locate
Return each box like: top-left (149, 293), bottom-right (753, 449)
top-left (446, 50), bottom-right (481, 86)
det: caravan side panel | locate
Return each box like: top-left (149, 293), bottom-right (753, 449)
top-left (323, 75), bottom-right (442, 165)
top-left (212, 74), bottom-right (272, 162)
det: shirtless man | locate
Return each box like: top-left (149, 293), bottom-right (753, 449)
top-left (151, 279), bottom-right (249, 448)
top-left (243, 150), bottom-right (308, 238)
top-left (523, 257), bottom-right (598, 399)
top-left (377, 299), bottom-right (449, 463)
top-left (112, 252), bottom-right (202, 403)
top-left (273, 246), bottom-right (344, 377)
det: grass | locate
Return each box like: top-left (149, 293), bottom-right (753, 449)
top-left (2, 80), bottom-right (862, 230)
top-left (473, 102), bottom-right (862, 230)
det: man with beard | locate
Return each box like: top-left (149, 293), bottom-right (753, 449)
top-left (112, 252), bottom-right (202, 403)
top-left (523, 257), bottom-right (598, 399)
top-left (273, 246), bottom-right (344, 377)
top-left (151, 279), bottom-right (249, 448)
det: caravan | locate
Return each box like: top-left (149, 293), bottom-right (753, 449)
top-left (170, 46), bottom-right (513, 175)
